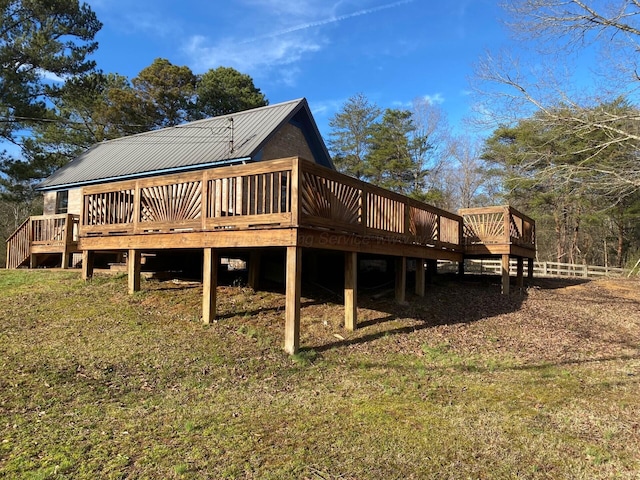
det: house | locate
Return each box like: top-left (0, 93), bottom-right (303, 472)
top-left (6, 98), bottom-right (536, 354)
top-left (38, 98), bottom-right (334, 218)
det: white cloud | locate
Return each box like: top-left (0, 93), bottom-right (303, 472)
top-left (184, 35), bottom-right (323, 74)
top-left (182, 0), bottom-right (415, 81)
top-left (422, 93), bottom-right (445, 104)
top-left (87, 0), bottom-right (181, 38)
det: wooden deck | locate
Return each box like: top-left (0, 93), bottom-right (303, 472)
top-left (7, 157), bottom-right (536, 353)
top-left (77, 157), bottom-right (464, 259)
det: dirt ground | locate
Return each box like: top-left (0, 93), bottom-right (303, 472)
top-left (278, 274), bottom-right (640, 367)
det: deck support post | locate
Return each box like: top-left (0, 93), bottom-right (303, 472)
top-left (61, 251), bottom-right (71, 269)
top-left (501, 254), bottom-right (510, 295)
top-left (344, 251), bottom-right (357, 331)
top-left (395, 256), bottom-right (407, 304)
top-left (426, 259), bottom-right (437, 284)
top-left (248, 250), bottom-right (261, 290)
top-left (458, 259), bottom-right (465, 277)
top-left (128, 249), bottom-right (141, 294)
top-left (527, 258), bottom-right (534, 281)
top-left (202, 247), bottom-right (218, 324)
top-left (516, 257), bottom-right (524, 289)
top-left (81, 250), bottom-right (94, 281)
top-left (62, 214), bottom-right (74, 269)
top-left (284, 246), bottom-right (302, 355)
top-left (415, 258), bottom-right (425, 297)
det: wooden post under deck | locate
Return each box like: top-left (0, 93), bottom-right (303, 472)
top-left (516, 257), bottom-right (524, 289)
top-left (62, 214), bottom-right (74, 269)
top-left (248, 250), bottom-right (261, 290)
top-left (415, 258), bottom-right (425, 297)
top-left (395, 256), bottom-right (407, 304)
top-left (528, 258), bottom-right (534, 280)
top-left (501, 254), bottom-right (510, 295)
top-left (202, 247), bottom-right (218, 324)
top-left (426, 259), bottom-right (437, 284)
top-left (128, 249), bottom-right (141, 294)
top-left (81, 250), bottom-right (94, 281)
top-left (344, 251), bottom-right (357, 331)
top-left (284, 246), bottom-right (302, 354)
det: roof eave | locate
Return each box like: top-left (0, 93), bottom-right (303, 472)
top-left (36, 156), bottom-right (253, 191)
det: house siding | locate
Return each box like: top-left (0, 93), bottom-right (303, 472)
top-left (43, 191), bottom-right (56, 215)
top-left (43, 188), bottom-right (83, 215)
top-left (261, 122), bottom-right (315, 162)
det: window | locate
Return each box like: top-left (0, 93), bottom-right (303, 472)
top-left (55, 190), bottom-right (69, 214)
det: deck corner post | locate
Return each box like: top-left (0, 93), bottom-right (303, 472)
top-left (395, 256), bottom-right (407, 304)
top-left (501, 254), bottom-right (510, 295)
top-left (202, 247), bottom-right (218, 325)
top-left (527, 258), bottom-right (534, 281)
top-left (415, 258), bottom-right (425, 297)
top-left (516, 257), bottom-right (524, 289)
top-left (81, 250), bottom-right (94, 281)
top-left (284, 246), bottom-right (302, 354)
top-left (127, 248), bottom-right (141, 294)
top-left (344, 251), bottom-right (357, 331)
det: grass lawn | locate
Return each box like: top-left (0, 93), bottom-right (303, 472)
top-left (0, 269), bottom-right (639, 479)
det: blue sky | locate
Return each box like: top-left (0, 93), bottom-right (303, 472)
top-left (85, 0), bottom-right (509, 138)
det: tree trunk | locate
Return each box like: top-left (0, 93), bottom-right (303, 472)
top-left (569, 206), bottom-right (581, 265)
top-left (617, 221), bottom-right (625, 268)
top-left (554, 208), bottom-right (566, 263)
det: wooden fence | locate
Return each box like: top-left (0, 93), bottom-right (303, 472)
top-left (449, 259), bottom-right (628, 278)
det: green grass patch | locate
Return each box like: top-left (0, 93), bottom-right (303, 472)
top-left (1, 270), bottom-right (639, 478)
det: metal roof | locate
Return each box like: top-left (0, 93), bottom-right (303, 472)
top-left (38, 98), bottom-right (333, 190)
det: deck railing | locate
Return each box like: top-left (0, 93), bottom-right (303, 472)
top-left (80, 157), bottom-right (464, 251)
top-left (459, 205), bottom-right (535, 249)
top-left (6, 218), bottom-right (30, 269)
top-left (5, 214), bottom-right (79, 268)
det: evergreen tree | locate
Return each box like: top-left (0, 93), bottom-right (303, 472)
top-left (365, 108), bottom-right (417, 195)
top-left (328, 93), bottom-right (380, 180)
top-left (0, 0), bottom-right (101, 203)
top-left (193, 67), bottom-right (267, 119)
top-left (131, 58), bottom-right (197, 129)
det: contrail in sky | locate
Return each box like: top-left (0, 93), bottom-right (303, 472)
top-left (239, 0), bottom-right (415, 44)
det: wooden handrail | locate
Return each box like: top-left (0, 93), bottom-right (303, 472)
top-left (5, 214), bottom-right (79, 268)
top-left (6, 217), bottom-right (31, 269)
top-left (79, 157), bottom-right (465, 251)
top-left (295, 158), bottom-right (463, 249)
top-left (459, 205), bottom-right (536, 248)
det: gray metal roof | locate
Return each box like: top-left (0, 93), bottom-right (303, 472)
top-left (38, 98), bottom-right (332, 190)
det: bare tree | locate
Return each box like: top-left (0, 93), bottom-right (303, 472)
top-left (473, 0), bottom-right (640, 203)
top-left (409, 97), bottom-right (449, 192)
